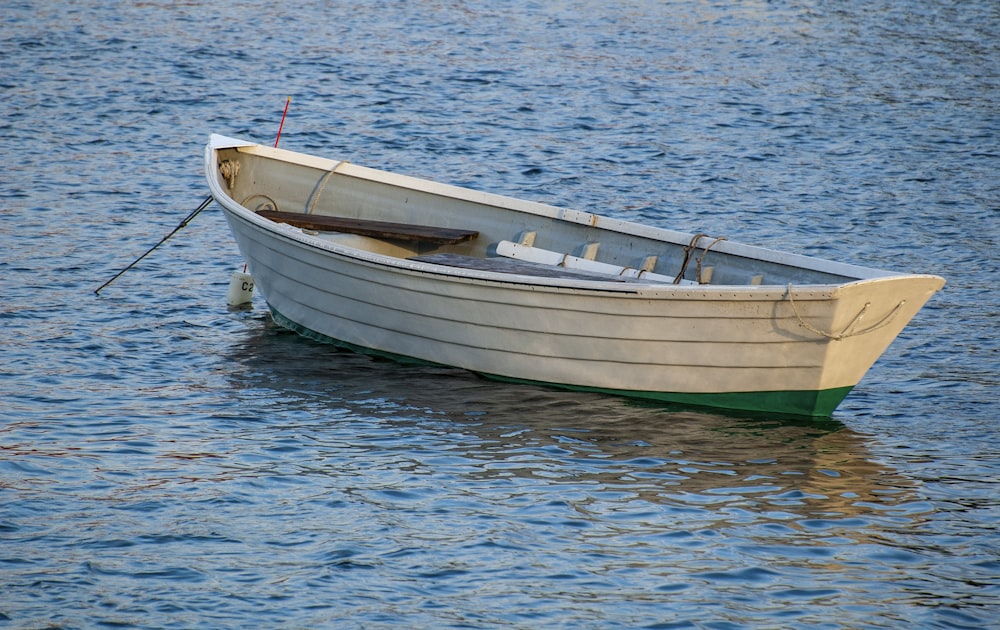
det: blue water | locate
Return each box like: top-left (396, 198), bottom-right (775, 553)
top-left (2, 0), bottom-right (998, 627)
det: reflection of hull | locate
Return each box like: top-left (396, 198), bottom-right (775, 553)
top-left (207, 135), bottom-right (944, 417)
top-left (225, 321), bottom-right (910, 518)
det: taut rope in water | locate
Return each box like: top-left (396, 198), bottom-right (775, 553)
top-left (95, 98), bottom-right (292, 296)
top-left (94, 195), bottom-right (213, 295)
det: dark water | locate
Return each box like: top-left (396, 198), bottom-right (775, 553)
top-left (2, 1), bottom-right (998, 627)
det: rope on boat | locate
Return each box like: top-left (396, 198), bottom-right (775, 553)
top-left (785, 284), bottom-right (907, 341)
top-left (695, 236), bottom-right (727, 284)
top-left (673, 233), bottom-right (706, 284)
top-left (219, 160), bottom-right (239, 190)
top-left (306, 164), bottom-right (343, 215)
top-left (674, 233), bottom-right (726, 284)
top-left (241, 193), bottom-right (279, 212)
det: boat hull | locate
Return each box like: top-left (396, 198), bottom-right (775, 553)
top-left (267, 303), bottom-right (854, 417)
top-left (207, 135), bottom-right (944, 417)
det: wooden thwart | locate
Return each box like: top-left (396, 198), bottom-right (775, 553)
top-left (257, 210), bottom-right (479, 245)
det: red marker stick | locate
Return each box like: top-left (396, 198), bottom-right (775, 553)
top-left (275, 96), bottom-right (291, 147)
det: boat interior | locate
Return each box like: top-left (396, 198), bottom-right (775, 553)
top-left (215, 145), bottom-right (881, 288)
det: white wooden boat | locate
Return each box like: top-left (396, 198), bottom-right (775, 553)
top-left (205, 134), bottom-right (944, 417)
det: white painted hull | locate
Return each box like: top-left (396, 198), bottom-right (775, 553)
top-left (206, 135), bottom-right (944, 416)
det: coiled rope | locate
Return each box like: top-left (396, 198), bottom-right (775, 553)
top-left (219, 160), bottom-right (239, 190)
top-left (241, 193), bottom-right (279, 212)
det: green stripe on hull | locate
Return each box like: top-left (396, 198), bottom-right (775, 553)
top-left (482, 374), bottom-right (852, 418)
top-left (269, 307), bottom-right (852, 418)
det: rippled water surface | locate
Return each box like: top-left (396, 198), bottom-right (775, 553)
top-left (2, 1), bottom-right (998, 627)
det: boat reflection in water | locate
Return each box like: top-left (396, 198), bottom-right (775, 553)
top-left (222, 317), bottom-right (915, 527)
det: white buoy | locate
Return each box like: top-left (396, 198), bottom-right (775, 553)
top-left (227, 269), bottom-right (254, 306)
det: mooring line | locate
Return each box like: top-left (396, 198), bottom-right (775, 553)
top-left (94, 195), bottom-right (213, 295)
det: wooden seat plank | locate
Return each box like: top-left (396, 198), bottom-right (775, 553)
top-left (257, 210), bottom-right (479, 245)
